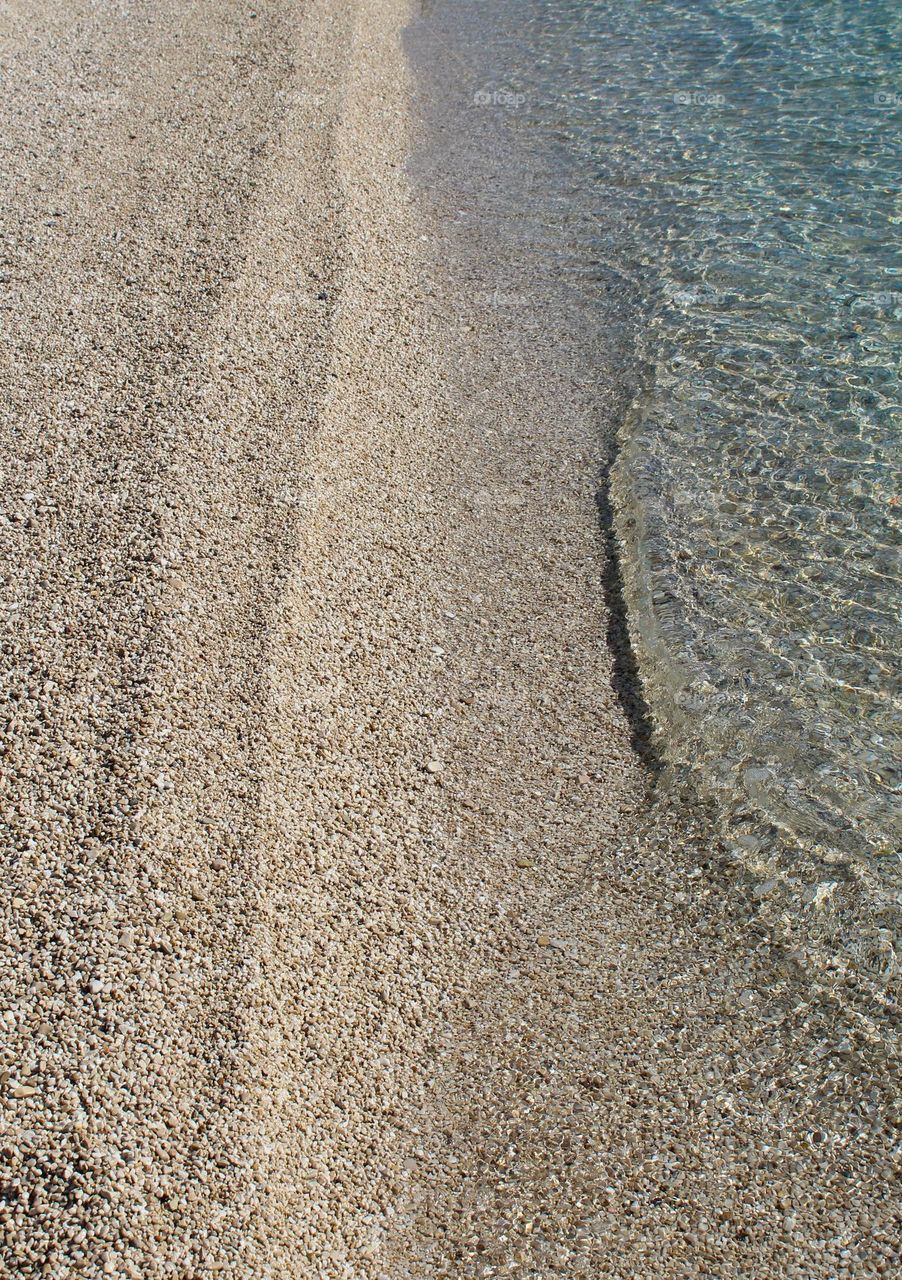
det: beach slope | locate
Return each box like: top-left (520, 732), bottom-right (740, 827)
top-left (0, 1), bottom-right (895, 1277)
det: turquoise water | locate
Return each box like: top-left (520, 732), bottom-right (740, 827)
top-left (412, 0), bottom-right (901, 988)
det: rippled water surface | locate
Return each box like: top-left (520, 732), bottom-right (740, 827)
top-left (412, 0), bottom-right (901, 982)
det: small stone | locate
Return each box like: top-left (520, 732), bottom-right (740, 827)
top-left (515, 857), bottom-right (533, 869)
top-left (11, 897), bottom-right (26, 910)
top-left (537, 934), bottom-right (551, 947)
top-left (425, 760), bottom-right (444, 774)
top-left (211, 857), bottom-right (226, 871)
top-left (11, 1084), bottom-right (38, 1099)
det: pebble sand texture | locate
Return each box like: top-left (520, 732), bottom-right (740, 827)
top-left (0, 2), bottom-right (898, 1280)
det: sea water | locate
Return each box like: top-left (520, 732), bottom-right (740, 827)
top-left (408, 0), bottom-right (900, 996)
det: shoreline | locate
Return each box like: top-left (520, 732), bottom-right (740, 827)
top-left (395, 4), bottom-right (898, 1274)
top-left (1, 1), bottom-right (897, 1276)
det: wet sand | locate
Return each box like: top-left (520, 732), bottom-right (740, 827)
top-left (0, 1), bottom-right (896, 1276)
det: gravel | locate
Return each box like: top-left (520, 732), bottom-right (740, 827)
top-left (1, 0), bottom-right (897, 1277)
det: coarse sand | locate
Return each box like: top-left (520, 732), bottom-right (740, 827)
top-left (0, 1), bottom-right (897, 1277)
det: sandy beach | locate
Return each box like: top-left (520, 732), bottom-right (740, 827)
top-left (1, 1), bottom-right (897, 1276)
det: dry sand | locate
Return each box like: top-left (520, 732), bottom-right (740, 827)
top-left (0, 1), bottom-right (897, 1277)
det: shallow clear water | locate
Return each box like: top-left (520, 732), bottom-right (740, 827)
top-left (412, 0), bottom-right (901, 983)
